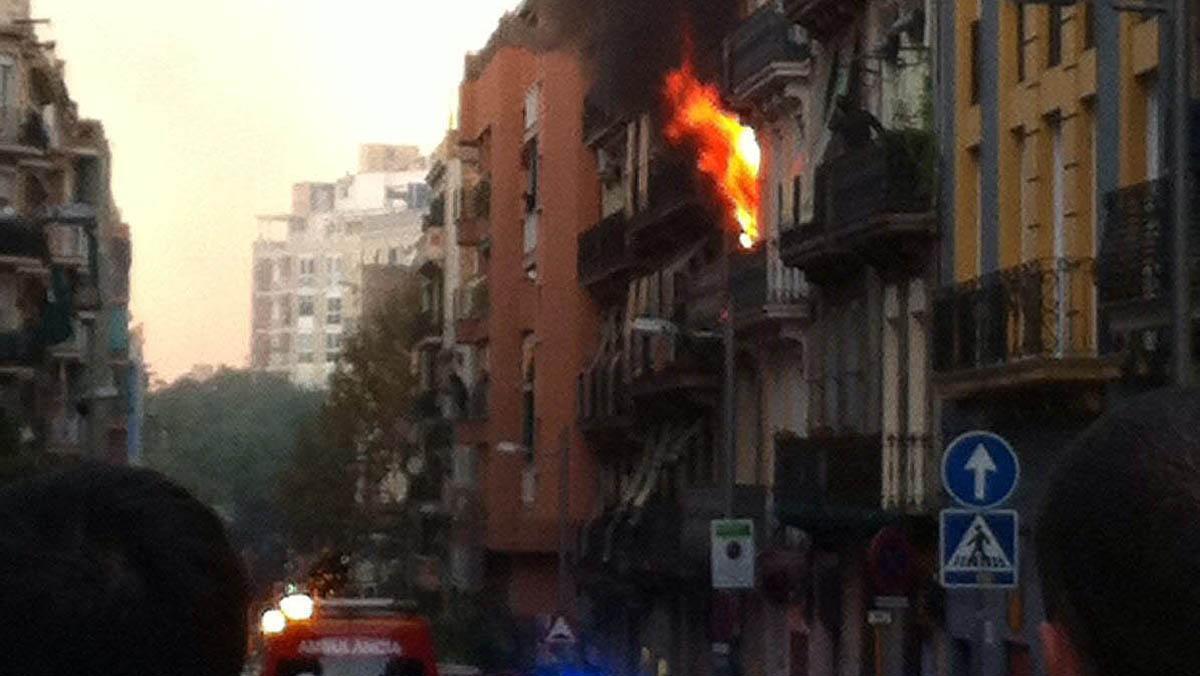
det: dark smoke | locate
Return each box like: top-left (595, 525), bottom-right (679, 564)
top-left (533, 0), bottom-right (740, 117)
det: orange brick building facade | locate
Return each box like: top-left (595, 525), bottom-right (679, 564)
top-left (454, 34), bottom-right (601, 624)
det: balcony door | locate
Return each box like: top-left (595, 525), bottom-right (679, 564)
top-left (1051, 116), bottom-right (1068, 357)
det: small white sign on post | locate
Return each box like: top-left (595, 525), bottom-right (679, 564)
top-left (867, 610), bottom-right (893, 626)
top-left (711, 519), bottom-right (755, 589)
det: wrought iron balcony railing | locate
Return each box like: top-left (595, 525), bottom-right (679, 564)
top-left (933, 258), bottom-right (1098, 375)
top-left (726, 4), bottom-right (811, 102)
top-left (578, 211), bottom-right (630, 288)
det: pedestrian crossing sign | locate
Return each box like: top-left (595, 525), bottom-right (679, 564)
top-left (940, 509), bottom-right (1018, 588)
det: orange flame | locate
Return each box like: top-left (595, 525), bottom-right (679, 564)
top-left (663, 62), bottom-right (762, 249)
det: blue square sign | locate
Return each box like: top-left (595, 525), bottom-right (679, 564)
top-left (940, 509), bottom-right (1019, 589)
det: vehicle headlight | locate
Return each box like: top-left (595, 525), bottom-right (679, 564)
top-left (279, 593), bottom-right (315, 621)
top-left (261, 609), bottom-right (287, 635)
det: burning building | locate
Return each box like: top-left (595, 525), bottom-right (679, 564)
top-left (572, 10), bottom-right (811, 676)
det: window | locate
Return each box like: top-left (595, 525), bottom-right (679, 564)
top-left (1016, 4), bottom-right (1026, 82)
top-left (297, 334), bottom-right (315, 363)
top-left (524, 83), bottom-right (541, 130)
top-left (325, 257), bottom-right (335, 275)
top-left (255, 260), bottom-right (273, 292)
top-left (299, 296), bottom-right (315, 317)
top-left (521, 334), bottom-right (536, 452)
top-left (1019, 132), bottom-right (1035, 263)
top-left (776, 182), bottom-right (784, 228)
top-left (970, 21), bottom-right (981, 104)
top-left (1048, 5), bottom-right (1063, 68)
top-left (1082, 2), bottom-right (1095, 49)
top-left (1051, 115), bottom-right (1066, 263)
top-left (0, 57), bottom-right (13, 111)
top-left (299, 258), bottom-right (316, 285)
top-left (388, 247), bottom-right (399, 266)
top-left (1147, 80), bottom-right (1162, 180)
top-left (792, 176), bottom-right (802, 229)
top-left (326, 297), bottom-right (342, 324)
top-left (325, 333), bottom-right (342, 353)
top-left (523, 138), bottom-right (540, 213)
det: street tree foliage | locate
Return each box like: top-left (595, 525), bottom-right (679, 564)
top-left (144, 368), bottom-right (323, 516)
top-left (280, 279), bottom-right (424, 553)
top-left (143, 368), bottom-right (324, 592)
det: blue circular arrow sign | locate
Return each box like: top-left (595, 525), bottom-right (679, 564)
top-left (942, 431), bottom-right (1020, 509)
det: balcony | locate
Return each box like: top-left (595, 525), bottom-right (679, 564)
top-left (0, 106), bottom-right (51, 156)
top-left (0, 330), bottom-right (37, 375)
top-left (455, 379), bottom-right (489, 447)
top-left (413, 308), bottom-right (443, 348)
top-left (578, 211), bottom-right (633, 296)
top-left (726, 4), bottom-right (811, 105)
top-left (774, 432), bottom-right (889, 538)
top-left (578, 352), bottom-right (633, 446)
top-left (784, 0), bottom-right (863, 43)
top-left (48, 319), bottom-right (87, 361)
top-left (0, 218), bottom-right (46, 270)
top-left (457, 180), bottom-right (491, 247)
top-left (45, 223), bottom-right (89, 268)
top-left (628, 159), bottom-right (715, 254)
top-left (932, 258), bottom-right (1120, 400)
top-left (730, 246), bottom-right (810, 336)
top-left (628, 330), bottom-right (720, 409)
top-left (453, 281), bottom-right (489, 345)
top-left (583, 96), bottom-right (625, 147)
top-left (424, 193), bottom-right (445, 230)
top-left (781, 133), bottom-right (935, 283)
top-left (75, 284), bottom-right (101, 312)
top-left (1097, 179), bottom-right (1200, 383)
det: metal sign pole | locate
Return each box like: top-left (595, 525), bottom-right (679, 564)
top-left (723, 231), bottom-right (737, 519)
top-left (1172, 0), bottom-right (1193, 386)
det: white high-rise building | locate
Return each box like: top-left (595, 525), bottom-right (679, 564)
top-left (250, 145), bottom-right (429, 389)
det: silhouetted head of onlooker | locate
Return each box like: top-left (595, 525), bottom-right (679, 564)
top-left (0, 464), bottom-right (249, 676)
top-left (1037, 388), bottom-right (1200, 676)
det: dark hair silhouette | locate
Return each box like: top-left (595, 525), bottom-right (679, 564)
top-left (0, 464), bottom-right (249, 676)
top-left (1037, 388), bottom-right (1200, 676)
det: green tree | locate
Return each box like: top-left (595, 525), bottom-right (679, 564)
top-left (143, 368), bottom-right (323, 592)
top-left (143, 369), bottom-right (323, 513)
top-left (279, 278), bottom-right (424, 553)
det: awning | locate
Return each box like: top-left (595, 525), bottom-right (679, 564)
top-left (776, 501), bottom-right (898, 538)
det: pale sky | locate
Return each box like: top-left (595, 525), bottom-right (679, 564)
top-left (32, 0), bottom-right (520, 381)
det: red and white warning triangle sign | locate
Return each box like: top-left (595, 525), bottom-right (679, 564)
top-left (944, 515), bottom-right (1014, 572)
top-left (544, 616), bottom-right (577, 645)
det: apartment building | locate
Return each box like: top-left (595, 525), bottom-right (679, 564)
top-left (250, 146), bottom-right (429, 388)
top-left (931, 3), bottom-right (1191, 676)
top-left (0, 4), bottom-right (133, 465)
top-left (450, 5), bottom-right (601, 650)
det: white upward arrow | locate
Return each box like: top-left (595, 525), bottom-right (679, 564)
top-left (964, 444), bottom-right (997, 500)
